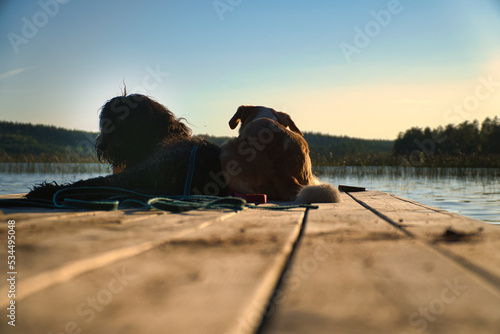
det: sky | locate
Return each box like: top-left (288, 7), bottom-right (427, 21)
top-left (1, 0), bottom-right (500, 140)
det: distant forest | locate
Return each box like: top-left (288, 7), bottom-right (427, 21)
top-left (1, 117), bottom-right (499, 167)
top-left (0, 121), bottom-right (99, 163)
top-left (200, 133), bottom-right (393, 166)
top-left (394, 117), bottom-right (500, 167)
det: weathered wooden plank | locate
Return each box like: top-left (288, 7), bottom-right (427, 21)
top-left (0, 208), bottom-right (306, 334)
top-left (349, 191), bottom-right (500, 289)
top-left (2, 191), bottom-right (499, 334)
top-left (0, 208), bottom-right (235, 306)
top-left (261, 193), bottom-right (500, 334)
top-left (0, 208), bottom-right (119, 224)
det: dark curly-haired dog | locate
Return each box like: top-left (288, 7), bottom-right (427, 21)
top-left (27, 94), bottom-right (228, 199)
top-left (96, 93), bottom-right (192, 173)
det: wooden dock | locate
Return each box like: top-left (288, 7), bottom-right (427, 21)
top-left (1, 191), bottom-right (499, 333)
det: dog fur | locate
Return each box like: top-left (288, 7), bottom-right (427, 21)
top-left (27, 94), bottom-right (227, 199)
top-left (27, 96), bottom-right (339, 204)
top-left (220, 106), bottom-right (340, 203)
top-left (95, 93), bottom-right (192, 172)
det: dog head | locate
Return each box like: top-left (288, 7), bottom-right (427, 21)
top-left (228, 106), bottom-right (303, 135)
top-left (95, 94), bottom-right (192, 169)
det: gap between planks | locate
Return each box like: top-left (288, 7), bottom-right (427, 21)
top-left (0, 206), bottom-right (310, 334)
top-left (1, 207), bottom-right (309, 334)
top-left (260, 192), bottom-right (500, 334)
top-left (346, 191), bottom-right (500, 297)
top-left (232, 207), bottom-right (310, 334)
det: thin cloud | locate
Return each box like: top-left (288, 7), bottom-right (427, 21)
top-left (0, 67), bottom-right (33, 79)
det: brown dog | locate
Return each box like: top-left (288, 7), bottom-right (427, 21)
top-left (220, 106), bottom-right (340, 203)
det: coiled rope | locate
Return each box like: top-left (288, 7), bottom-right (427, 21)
top-left (0, 186), bottom-right (318, 213)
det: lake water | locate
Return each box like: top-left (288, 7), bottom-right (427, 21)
top-left (0, 163), bottom-right (111, 195)
top-left (0, 163), bottom-right (498, 225)
top-left (316, 166), bottom-right (500, 225)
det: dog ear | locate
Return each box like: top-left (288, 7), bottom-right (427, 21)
top-left (228, 107), bottom-right (242, 130)
top-left (229, 106), bottom-right (254, 130)
top-left (276, 111), bottom-right (303, 135)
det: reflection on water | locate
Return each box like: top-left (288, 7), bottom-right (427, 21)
top-left (0, 163), bottom-right (111, 195)
top-left (315, 166), bottom-right (500, 225)
top-left (0, 163), bottom-right (498, 224)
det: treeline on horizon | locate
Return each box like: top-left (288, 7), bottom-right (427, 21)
top-left (394, 116), bottom-right (500, 168)
top-left (0, 121), bottom-right (99, 163)
top-left (0, 118), bottom-right (499, 167)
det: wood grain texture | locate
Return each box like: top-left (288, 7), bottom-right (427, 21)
top-left (1, 191), bottom-right (499, 334)
top-left (349, 191), bottom-right (500, 291)
top-left (0, 206), bottom-right (305, 334)
top-left (261, 193), bottom-right (500, 334)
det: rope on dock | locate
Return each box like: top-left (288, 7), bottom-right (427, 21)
top-left (0, 187), bottom-right (318, 213)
